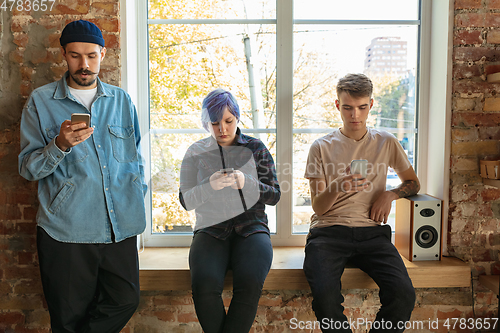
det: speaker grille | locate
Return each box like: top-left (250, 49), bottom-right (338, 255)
top-left (415, 225), bottom-right (439, 249)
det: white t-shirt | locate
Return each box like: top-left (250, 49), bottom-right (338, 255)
top-left (69, 86), bottom-right (97, 111)
top-left (304, 128), bottom-right (411, 228)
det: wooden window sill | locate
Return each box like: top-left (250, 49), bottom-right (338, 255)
top-left (139, 247), bottom-right (471, 291)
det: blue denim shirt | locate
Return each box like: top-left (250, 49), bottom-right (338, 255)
top-left (18, 72), bottom-right (147, 243)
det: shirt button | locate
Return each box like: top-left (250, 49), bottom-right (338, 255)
top-left (106, 188), bottom-right (109, 191)
top-left (103, 166), bottom-right (106, 169)
top-left (98, 145), bottom-right (101, 148)
top-left (110, 210), bottom-right (114, 213)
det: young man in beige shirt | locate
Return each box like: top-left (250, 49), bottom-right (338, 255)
top-left (303, 73), bottom-right (420, 333)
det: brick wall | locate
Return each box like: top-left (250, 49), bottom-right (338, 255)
top-left (1, 1), bottom-right (499, 332)
top-left (126, 288), bottom-right (488, 333)
top-left (450, 0), bottom-right (500, 278)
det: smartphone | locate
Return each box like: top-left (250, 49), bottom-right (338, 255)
top-left (350, 159), bottom-right (368, 179)
top-left (220, 168), bottom-right (234, 175)
top-left (71, 113), bottom-right (90, 129)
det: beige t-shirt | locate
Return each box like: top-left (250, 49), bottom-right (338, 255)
top-left (304, 128), bottom-right (411, 228)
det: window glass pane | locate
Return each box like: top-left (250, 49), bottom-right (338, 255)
top-left (149, 0), bottom-right (276, 20)
top-left (151, 133), bottom-right (202, 233)
top-left (292, 24), bottom-right (418, 234)
top-left (293, 132), bottom-right (329, 234)
top-left (149, 23), bottom-right (277, 234)
top-left (294, 0), bottom-right (419, 21)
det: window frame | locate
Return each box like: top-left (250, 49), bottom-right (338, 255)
top-left (122, 0), bottom-right (453, 250)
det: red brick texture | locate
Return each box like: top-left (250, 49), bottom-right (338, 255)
top-left (451, 0), bottom-right (500, 275)
top-left (449, 2), bottom-right (500, 330)
top-left (1, 0), bottom-right (499, 332)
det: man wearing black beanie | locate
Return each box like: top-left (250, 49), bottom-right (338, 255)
top-left (19, 20), bottom-right (146, 332)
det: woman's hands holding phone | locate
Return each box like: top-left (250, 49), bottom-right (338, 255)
top-left (210, 169), bottom-right (245, 190)
top-left (231, 170), bottom-right (245, 189)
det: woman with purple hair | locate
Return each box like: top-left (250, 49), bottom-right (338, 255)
top-left (179, 88), bottom-right (280, 332)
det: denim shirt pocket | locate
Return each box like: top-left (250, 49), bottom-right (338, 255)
top-left (48, 181), bottom-right (75, 214)
top-left (108, 125), bottom-right (137, 163)
top-left (46, 125), bottom-right (89, 165)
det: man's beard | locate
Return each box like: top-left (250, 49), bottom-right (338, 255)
top-left (70, 68), bottom-right (98, 87)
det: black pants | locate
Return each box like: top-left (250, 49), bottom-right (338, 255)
top-left (37, 227), bottom-right (140, 333)
top-left (303, 225), bottom-right (415, 333)
top-left (189, 231), bottom-right (273, 333)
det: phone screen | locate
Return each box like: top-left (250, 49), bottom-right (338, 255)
top-left (220, 168), bottom-right (234, 174)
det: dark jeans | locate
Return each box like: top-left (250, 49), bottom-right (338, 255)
top-left (303, 225), bottom-right (415, 333)
top-left (189, 231), bottom-right (273, 333)
top-left (37, 227), bottom-right (140, 333)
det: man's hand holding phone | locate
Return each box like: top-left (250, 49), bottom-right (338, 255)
top-left (55, 113), bottom-right (94, 152)
top-left (338, 159), bottom-right (370, 193)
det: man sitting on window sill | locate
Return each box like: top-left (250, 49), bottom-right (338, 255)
top-left (303, 73), bottom-right (420, 333)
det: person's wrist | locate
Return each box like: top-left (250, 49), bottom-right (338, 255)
top-left (386, 190), bottom-right (399, 201)
top-left (55, 136), bottom-right (68, 152)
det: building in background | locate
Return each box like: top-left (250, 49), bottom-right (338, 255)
top-left (365, 37), bottom-right (415, 168)
top-left (364, 37), bottom-right (408, 77)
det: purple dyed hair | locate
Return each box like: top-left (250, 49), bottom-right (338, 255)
top-left (201, 89), bottom-right (240, 131)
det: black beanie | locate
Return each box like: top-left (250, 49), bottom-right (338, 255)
top-left (60, 20), bottom-right (105, 47)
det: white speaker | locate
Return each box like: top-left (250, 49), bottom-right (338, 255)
top-left (395, 194), bottom-right (442, 261)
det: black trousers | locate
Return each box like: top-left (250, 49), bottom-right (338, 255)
top-left (37, 227), bottom-right (140, 333)
top-left (189, 231), bottom-right (273, 333)
top-left (303, 225), bottom-right (415, 333)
